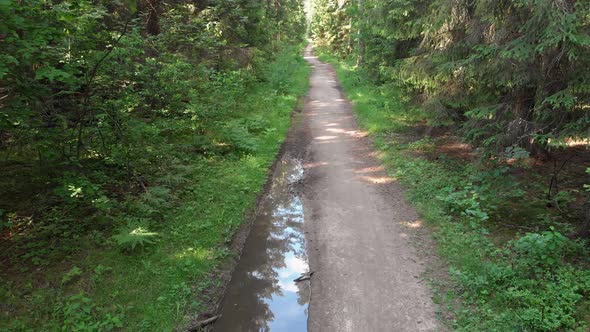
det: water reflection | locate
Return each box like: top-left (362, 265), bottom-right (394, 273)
top-left (214, 156), bottom-right (309, 332)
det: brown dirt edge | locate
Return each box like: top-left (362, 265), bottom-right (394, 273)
top-left (177, 96), bottom-right (308, 332)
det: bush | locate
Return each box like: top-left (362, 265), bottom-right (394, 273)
top-left (512, 229), bottom-right (569, 271)
top-left (55, 293), bottom-right (123, 332)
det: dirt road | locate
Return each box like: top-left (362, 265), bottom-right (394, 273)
top-left (302, 46), bottom-right (439, 331)
top-left (212, 46), bottom-right (439, 332)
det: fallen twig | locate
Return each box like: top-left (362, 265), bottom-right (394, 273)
top-left (294, 271), bottom-right (314, 282)
top-left (188, 315), bottom-right (221, 331)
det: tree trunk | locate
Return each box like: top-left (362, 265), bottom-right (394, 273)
top-left (145, 0), bottom-right (161, 36)
top-left (356, 0), bottom-right (364, 66)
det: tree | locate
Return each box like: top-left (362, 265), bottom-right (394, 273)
top-left (311, 0), bottom-right (590, 155)
top-left (144, 0), bottom-right (161, 35)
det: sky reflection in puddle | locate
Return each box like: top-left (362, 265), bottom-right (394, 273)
top-left (214, 157), bottom-right (308, 332)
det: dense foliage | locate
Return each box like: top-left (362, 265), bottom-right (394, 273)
top-left (312, 0), bottom-right (590, 154)
top-left (0, 0), bottom-right (307, 330)
top-left (0, 0), bottom-right (304, 257)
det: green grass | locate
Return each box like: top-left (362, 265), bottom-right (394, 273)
top-left (0, 47), bottom-right (310, 331)
top-left (317, 51), bottom-right (590, 331)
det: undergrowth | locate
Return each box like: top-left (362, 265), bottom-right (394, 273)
top-left (317, 50), bottom-right (590, 331)
top-left (0, 46), bottom-right (309, 331)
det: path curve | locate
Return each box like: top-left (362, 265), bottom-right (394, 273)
top-left (302, 45), bottom-right (439, 331)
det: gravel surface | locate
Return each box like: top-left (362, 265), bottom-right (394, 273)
top-left (302, 45), bottom-right (439, 332)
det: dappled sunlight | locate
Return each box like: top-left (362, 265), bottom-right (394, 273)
top-left (310, 101), bottom-right (334, 107)
top-left (354, 166), bottom-right (385, 174)
top-left (325, 128), bottom-right (346, 133)
top-left (370, 151), bottom-right (388, 159)
top-left (304, 161), bottom-right (329, 169)
top-left (315, 135), bottom-right (339, 140)
top-left (356, 175), bottom-right (397, 184)
top-left (400, 220), bottom-right (423, 229)
top-left (346, 130), bottom-right (368, 138)
top-left (245, 155), bottom-right (263, 168)
top-left (559, 138), bottom-right (589, 147)
top-left (323, 128), bottom-right (368, 139)
top-left (316, 138), bottom-right (357, 145)
top-left (172, 247), bottom-right (214, 261)
top-left (438, 142), bottom-right (471, 152)
top-left (1, 214), bottom-right (34, 240)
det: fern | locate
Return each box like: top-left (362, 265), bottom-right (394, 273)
top-left (112, 227), bottom-right (158, 252)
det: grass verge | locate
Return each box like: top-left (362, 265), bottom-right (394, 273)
top-left (316, 50), bottom-right (590, 331)
top-left (0, 47), bottom-right (309, 331)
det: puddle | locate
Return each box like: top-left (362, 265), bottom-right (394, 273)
top-left (214, 156), bottom-right (309, 331)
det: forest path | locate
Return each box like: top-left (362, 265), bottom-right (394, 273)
top-left (302, 45), bottom-right (439, 331)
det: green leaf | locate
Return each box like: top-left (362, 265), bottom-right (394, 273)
top-left (112, 227), bottom-right (159, 251)
top-left (35, 67), bottom-right (73, 82)
top-left (124, 0), bottom-right (137, 13)
top-left (61, 266), bottom-right (83, 285)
